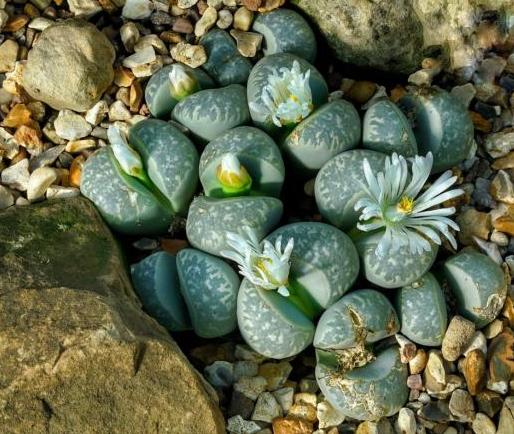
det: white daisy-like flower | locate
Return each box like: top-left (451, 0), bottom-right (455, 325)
top-left (221, 226), bottom-right (294, 297)
top-left (216, 153), bottom-right (252, 191)
top-left (168, 63), bottom-right (199, 101)
top-left (354, 152), bottom-right (464, 257)
top-left (251, 60), bottom-right (314, 128)
top-left (107, 125), bottom-right (145, 181)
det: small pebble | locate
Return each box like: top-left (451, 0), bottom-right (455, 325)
top-left (27, 167), bottom-right (58, 202)
top-left (230, 29), bottom-right (262, 57)
top-left (1, 158), bottom-right (30, 191)
top-left (122, 0), bottom-right (153, 20)
top-left (409, 349), bottom-right (428, 374)
top-left (272, 387), bottom-right (294, 413)
top-left (234, 344), bottom-right (266, 362)
top-left (476, 390), bottom-right (504, 418)
top-left (226, 415), bottom-right (261, 434)
top-left (317, 400), bottom-right (344, 429)
top-left (441, 315), bottom-right (476, 362)
top-left (233, 376), bottom-right (267, 400)
top-left (483, 319), bottom-right (503, 339)
top-left (204, 360), bottom-right (234, 388)
top-left (123, 46), bottom-right (156, 68)
top-left (471, 412), bottom-right (496, 434)
top-left (109, 101), bottom-right (132, 122)
top-left (251, 392), bottom-right (282, 423)
top-left (463, 349), bottom-right (487, 396)
top-left (272, 417), bottom-right (313, 434)
top-left (426, 351), bottom-right (447, 385)
top-left (449, 389), bottom-right (475, 422)
top-left (85, 100), bottom-right (109, 126)
top-left (0, 39), bottom-right (19, 73)
top-left (233, 6), bottom-right (253, 31)
top-left (395, 407), bottom-right (416, 434)
top-left (463, 331), bottom-right (488, 356)
top-left (120, 22), bottom-right (140, 52)
top-left (170, 42), bottom-right (207, 68)
top-left (396, 334), bottom-right (417, 363)
top-left (195, 6), bottom-right (217, 37)
top-left (46, 185), bottom-right (80, 199)
top-left (54, 110), bottom-right (92, 141)
top-left (217, 9), bottom-right (233, 29)
top-left (233, 360), bottom-right (259, 380)
top-left (258, 361), bottom-right (292, 391)
top-left (288, 401), bottom-right (317, 423)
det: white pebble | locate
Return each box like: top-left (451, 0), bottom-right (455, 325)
top-left (195, 6), bottom-right (218, 37)
top-left (123, 46), bottom-right (157, 68)
top-left (27, 167), bottom-right (58, 202)
top-left (46, 185), bottom-right (80, 199)
top-left (217, 9), bottom-right (233, 29)
top-left (85, 100), bottom-right (109, 126)
top-left (122, 0), bottom-right (153, 20)
top-left (395, 407), bottom-right (417, 434)
top-left (1, 158), bottom-right (30, 191)
top-left (120, 22), bottom-right (140, 52)
top-left (463, 331), bottom-right (488, 357)
top-left (317, 400), bottom-right (345, 429)
top-left (54, 110), bottom-right (92, 141)
top-left (109, 101), bottom-right (132, 122)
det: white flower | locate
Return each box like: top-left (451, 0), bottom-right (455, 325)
top-left (354, 152), bottom-right (464, 256)
top-left (169, 63), bottom-right (199, 101)
top-left (107, 125), bottom-right (145, 180)
top-left (221, 226), bottom-right (294, 297)
top-left (250, 60), bottom-right (313, 128)
top-left (216, 153), bottom-right (252, 191)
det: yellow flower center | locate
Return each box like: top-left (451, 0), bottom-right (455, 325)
top-left (397, 196), bottom-right (414, 214)
top-left (216, 163), bottom-right (252, 190)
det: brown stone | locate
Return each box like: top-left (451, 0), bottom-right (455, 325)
top-left (487, 328), bottom-right (514, 390)
top-left (242, 0), bottom-right (262, 11)
top-left (288, 402), bottom-right (317, 423)
top-left (502, 296), bottom-right (514, 328)
top-left (441, 315), bottom-right (475, 362)
top-left (173, 17), bottom-right (194, 34)
top-left (469, 111), bottom-right (492, 133)
top-left (491, 170), bottom-right (514, 204)
top-left (491, 204), bottom-right (514, 236)
top-left (69, 154), bottom-right (85, 187)
top-left (492, 151), bottom-right (514, 170)
top-left (4, 15), bottom-right (30, 32)
top-left (272, 417), bottom-right (313, 434)
top-left (258, 0), bottom-right (286, 12)
top-left (463, 349), bottom-right (486, 396)
top-left (129, 80), bottom-right (143, 113)
top-left (14, 121), bottom-right (45, 154)
top-left (114, 67), bottom-right (135, 88)
top-left (0, 198), bottom-right (225, 433)
top-left (2, 103), bottom-right (33, 128)
top-left (476, 390), bottom-right (504, 418)
top-left (456, 208), bottom-right (491, 245)
top-left (345, 81), bottom-right (377, 105)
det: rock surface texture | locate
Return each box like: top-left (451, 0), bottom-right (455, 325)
top-left (0, 197), bottom-right (225, 434)
top-left (22, 19), bottom-right (115, 112)
top-left (293, 0), bottom-right (513, 73)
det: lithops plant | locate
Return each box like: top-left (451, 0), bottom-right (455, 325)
top-left (352, 152), bottom-right (463, 288)
top-left (313, 289), bottom-right (407, 420)
top-left (252, 8), bottom-right (317, 63)
top-left (315, 345), bottom-right (408, 420)
top-left (131, 248), bottom-right (239, 338)
top-left (186, 195), bottom-right (283, 257)
top-left (441, 249), bottom-right (509, 327)
top-left (200, 29), bottom-right (253, 86)
top-left (81, 120), bottom-right (198, 234)
top-left (223, 222), bottom-right (359, 359)
top-left (363, 97), bottom-right (418, 157)
top-left (247, 53), bottom-right (328, 137)
top-left (398, 87), bottom-right (474, 173)
top-left (314, 289), bottom-right (399, 352)
top-left (395, 272), bottom-right (448, 346)
top-left (282, 99), bottom-right (361, 173)
top-left (144, 63), bottom-right (215, 118)
top-left (199, 126), bottom-right (285, 198)
top-left (172, 84), bottom-right (251, 141)
top-left (315, 149), bottom-right (387, 230)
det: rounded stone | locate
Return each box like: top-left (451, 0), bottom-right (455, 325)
top-left (23, 19), bottom-right (115, 112)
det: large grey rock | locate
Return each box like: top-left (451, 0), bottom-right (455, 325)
top-left (292, 0), bottom-right (513, 74)
top-left (23, 20), bottom-right (115, 112)
top-left (0, 198), bottom-right (225, 434)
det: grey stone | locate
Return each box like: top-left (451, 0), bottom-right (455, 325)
top-left (226, 416), bottom-right (261, 434)
top-left (294, 0), bottom-right (513, 74)
top-left (497, 396), bottom-right (514, 434)
top-left (251, 392), bottom-right (282, 423)
top-left (1, 158), bottom-right (30, 191)
top-left (449, 389), bottom-right (475, 422)
top-left (234, 376), bottom-right (267, 401)
top-left (472, 413), bottom-right (496, 434)
top-left (228, 390), bottom-right (255, 419)
top-left (0, 198), bottom-right (225, 433)
top-left (204, 361), bottom-right (235, 388)
top-left (23, 20), bottom-right (115, 112)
